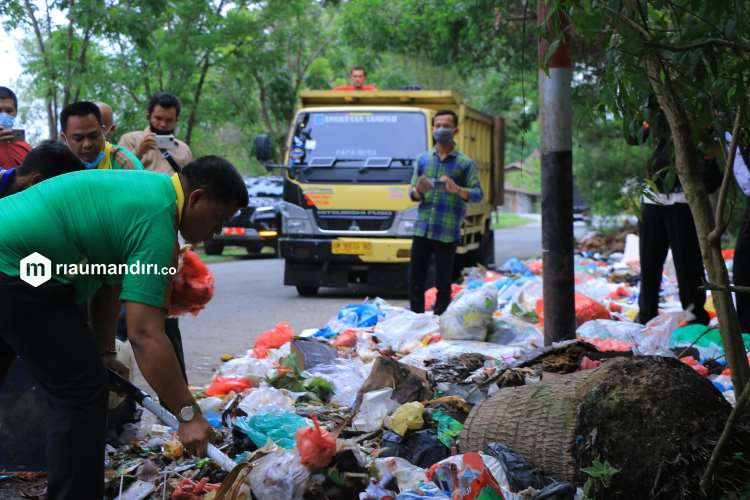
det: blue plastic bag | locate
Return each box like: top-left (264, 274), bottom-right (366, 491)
top-left (234, 411), bottom-right (310, 449)
top-left (337, 303), bottom-right (383, 328)
top-left (499, 257), bottom-right (529, 274)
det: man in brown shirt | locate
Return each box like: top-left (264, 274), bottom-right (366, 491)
top-left (119, 92), bottom-right (193, 174)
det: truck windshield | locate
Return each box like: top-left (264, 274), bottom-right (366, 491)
top-left (287, 111), bottom-right (427, 183)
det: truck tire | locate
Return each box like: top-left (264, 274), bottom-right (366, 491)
top-left (296, 285), bottom-right (319, 296)
top-left (204, 240), bottom-right (224, 255)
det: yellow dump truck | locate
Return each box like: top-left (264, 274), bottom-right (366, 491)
top-left (255, 90), bottom-right (504, 296)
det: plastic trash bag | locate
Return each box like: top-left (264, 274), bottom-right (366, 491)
top-left (166, 248), bottom-right (215, 317)
top-left (304, 358), bottom-right (373, 407)
top-left (635, 310), bottom-right (693, 356)
top-left (432, 410), bottom-right (463, 448)
top-left (374, 309), bottom-right (440, 352)
top-left (536, 293), bottom-right (610, 328)
top-left (380, 429), bottom-right (450, 469)
top-left (499, 257), bottom-right (530, 274)
top-left (387, 402), bottom-right (425, 436)
top-left (441, 284), bottom-right (497, 341)
top-left (353, 388), bottom-right (400, 432)
top-left (400, 341), bottom-right (523, 369)
top-left (218, 355), bottom-right (274, 384)
top-left (248, 450), bottom-right (309, 500)
top-left (575, 319), bottom-right (642, 343)
top-left (338, 303), bottom-right (384, 328)
top-left (296, 414), bottom-right (337, 469)
top-left (396, 481), bottom-right (451, 499)
top-left (234, 411), bottom-right (310, 449)
top-left (427, 452), bottom-right (505, 500)
top-left (374, 457), bottom-right (427, 492)
top-left (253, 322), bottom-right (294, 358)
top-left (488, 316), bottom-right (544, 349)
top-left (237, 385), bottom-right (295, 417)
top-left (204, 376), bottom-right (252, 397)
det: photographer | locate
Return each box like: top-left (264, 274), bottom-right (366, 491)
top-left (119, 91), bottom-right (193, 174)
top-left (0, 86), bottom-right (32, 169)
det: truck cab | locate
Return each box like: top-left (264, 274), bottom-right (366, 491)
top-left (257, 90), bottom-right (504, 296)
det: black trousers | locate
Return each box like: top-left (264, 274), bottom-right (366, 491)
top-left (0, 276), bottom-right (107, 500)
top-left (638, 202), bottom-right (709, 325)
top-left (409, 236), bottom-right (456, 315)
top-left (734, 201), bottom-right (750, 332)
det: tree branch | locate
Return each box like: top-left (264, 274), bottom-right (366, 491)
top-left (603, 5), bottom-right (651, 40)
top-left (648, 38), bottom-right (750, 53)
top-left (709, 108), bottom-right (742, 244)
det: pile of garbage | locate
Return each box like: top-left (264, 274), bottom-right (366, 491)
top-left (97, 237), bottom-right (750, 499)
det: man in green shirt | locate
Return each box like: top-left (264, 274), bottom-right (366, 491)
top-left (60, 100), bottom-right (144, 170)
top-left (0, 156), bottom-right (248, 499)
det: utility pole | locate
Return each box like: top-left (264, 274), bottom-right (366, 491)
top-left (538, 1), bottom-right (574, 344)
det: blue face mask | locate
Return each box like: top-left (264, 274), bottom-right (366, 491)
top-left (82, 150), bottom-right (105, 170)
top-left (0, 112), bottom-right (15, 130)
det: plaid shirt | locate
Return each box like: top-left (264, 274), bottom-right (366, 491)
top-left (410, 147), bottom-right (483, 243)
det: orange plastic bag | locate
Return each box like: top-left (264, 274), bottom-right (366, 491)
top-left (252, 322), bottom-right (294, 357)
top-left (424, 284), bottom-right (464, 311)
top-left (171, 478), bottom-right (218, 500)
top-left (535, 292), bottom-right (610, 327)
top-left (296, 414), bottom-right (336, 470)
top-left (167, 248), bottom-right (215, 317)
top-left (204, 376), bottom-right (252, 396)
top-left (332, 328), bottom-right (358, 348)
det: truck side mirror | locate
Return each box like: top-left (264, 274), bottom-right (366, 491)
top-left (254, 133), bottom-right (273, 164)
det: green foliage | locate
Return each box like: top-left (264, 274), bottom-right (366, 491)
top-left (581, 458), bottom-right (620, 499)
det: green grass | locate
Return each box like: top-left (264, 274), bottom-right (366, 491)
top-left (491, 212), bottom-right (536, 230)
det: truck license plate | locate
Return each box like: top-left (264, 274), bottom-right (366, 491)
top-left (332, 241), bottom-right (372, 255)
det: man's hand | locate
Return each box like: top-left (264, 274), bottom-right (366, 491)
top-left (136, 132), bottom-right (157, 159)
top-left (416, 175), bottom-right (433, 195)
top-left (178, 415), bottom-right (212, 457)
top-left (441, 175), bottom-right (461, 193)
top-left (0, 127), bottom-right (15, 143)
top-left (101, 353), bottom-right (130, 379)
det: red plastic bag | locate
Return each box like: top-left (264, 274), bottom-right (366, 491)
top-left (535, 292), bottom-right (610, 327)
top-left (204, 375), bottom-right (252, 396)
top-left (680, 356), bottom-right (709, 377)
top-left (166, 248), bottom-right (215, 317)
top-left (332, 328), bottom-right (358, 348)
top-left (252, 322), bottom-right (294, 357)
top-left (171, 478), bottom-right (218, 500)
top-left (296, 414), bottom-right (336, 470)
top-left (424, 284), bottom-right (464, 311)
top-left (722, 248), bottom-right (735, 260)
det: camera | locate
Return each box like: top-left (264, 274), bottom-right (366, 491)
top-left (155, 134), bottom-right (177, 150)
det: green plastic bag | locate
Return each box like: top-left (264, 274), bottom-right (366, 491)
top-left (234, 411), bottom-right (310, 449)
top-left (433, 410), bottom-right (463, 448)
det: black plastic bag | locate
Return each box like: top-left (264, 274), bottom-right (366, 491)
top-left (380, 428), bottom-right (450, 469)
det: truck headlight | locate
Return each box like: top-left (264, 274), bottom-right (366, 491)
top-left (395, 206), bottom-right (419, 236)
top-left (281, 202), bottom-right (312, 234)
top-left (251, 206), bottom-right (277, 222)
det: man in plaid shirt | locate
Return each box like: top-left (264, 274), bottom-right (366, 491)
top-left (409, 109), bottom-right (483, 314)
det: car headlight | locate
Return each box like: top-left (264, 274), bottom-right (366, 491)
top-left (395, 206), bottom-right (419, 236)
top-left (281, 202), bottom-right (312, 234)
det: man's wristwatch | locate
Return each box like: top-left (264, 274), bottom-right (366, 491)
top-left (177, 403), bottom-right (202, 423)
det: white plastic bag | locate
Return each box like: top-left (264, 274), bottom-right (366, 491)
top-left (373, 309), bottom-right (439, 352)
top-left (248, 450), bottom-right (309, 500)
top-left (576, 319), bottom-right (642, 343)
top-left (635, 310), bottom-right (693, 356)
top-left (304, 358), bottom-right (373, 407)
top-left (488, 315), bottom-right (543, 349)
top-left (238, 384), bottom-right (295, 417)
top-left (440, 284), bottom-right (497, 341)
top-left (219, 355), bottom-right (274, 384)
top-left (352, 388), bottom-right (399, 432)
top-left (400, 340), bottom-right (523, 368)
top-left (374, 457), bottom-right (427, 492)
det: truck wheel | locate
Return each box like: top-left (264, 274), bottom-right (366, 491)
top-left (204, 241), bottom-right (224, 255)
top-left (296, 285), bottom-right (319, 296)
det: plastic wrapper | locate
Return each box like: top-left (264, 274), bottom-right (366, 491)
top-left (440, 284), bottom-right (497, 341)
top-left (427, 452), bottom-right (505, 500)
top-left (237, 384), bottom-right (295, 417)
top-left (576, 319), bottom-right (642, 343)
top-left (204, 375), bottom-right (252, 396)
top-left (396, 481), bottom-right (450, 499)
top-left (400, 341), bottom-right (523, 369)
top-left (304, 357), bottom-right (373, 407)
top-left (387, 402), bottom-right (425, 436)
top-left (432, 410), bottom-right (463, 448)
top-left (374, 310), bottom-right (440, 352)
top-left (248, 450), bottom-right (310, 500)
top-left (374, 457), bottom-right (427, 493)
top-left (296, 414), bottom-right (337, 469)
top-left (234, 411), bottom-right (310, 449)
top-left (166, 248), bottom-right (214, 317)
top-left (218, 355), bottom-right (274, 384)
top-left (488, 315), bottom-right (544, 350)
top-left (353, 388), bottom-right (399, 432)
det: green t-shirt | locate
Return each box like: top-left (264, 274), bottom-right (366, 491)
top-left (0, 169), bottom-right (180, 307)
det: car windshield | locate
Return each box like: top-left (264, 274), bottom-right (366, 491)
top-left (287, 111), bottom-right (427, 183)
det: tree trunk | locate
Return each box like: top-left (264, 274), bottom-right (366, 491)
top-left (185, 54), bottom-right (211, 145)
top-left (645, 56), bottom-right (749, 396)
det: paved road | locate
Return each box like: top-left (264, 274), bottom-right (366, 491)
top-left (133, 221), bottom-right (586, 388)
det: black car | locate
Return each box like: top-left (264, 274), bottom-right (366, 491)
top-left (203, 176), bottom-right (283, 256)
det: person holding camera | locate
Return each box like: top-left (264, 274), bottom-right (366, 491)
top-left (0, 86), bottom-right (32, 169)
top-left (119, 91), bottom-right (193, 174)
